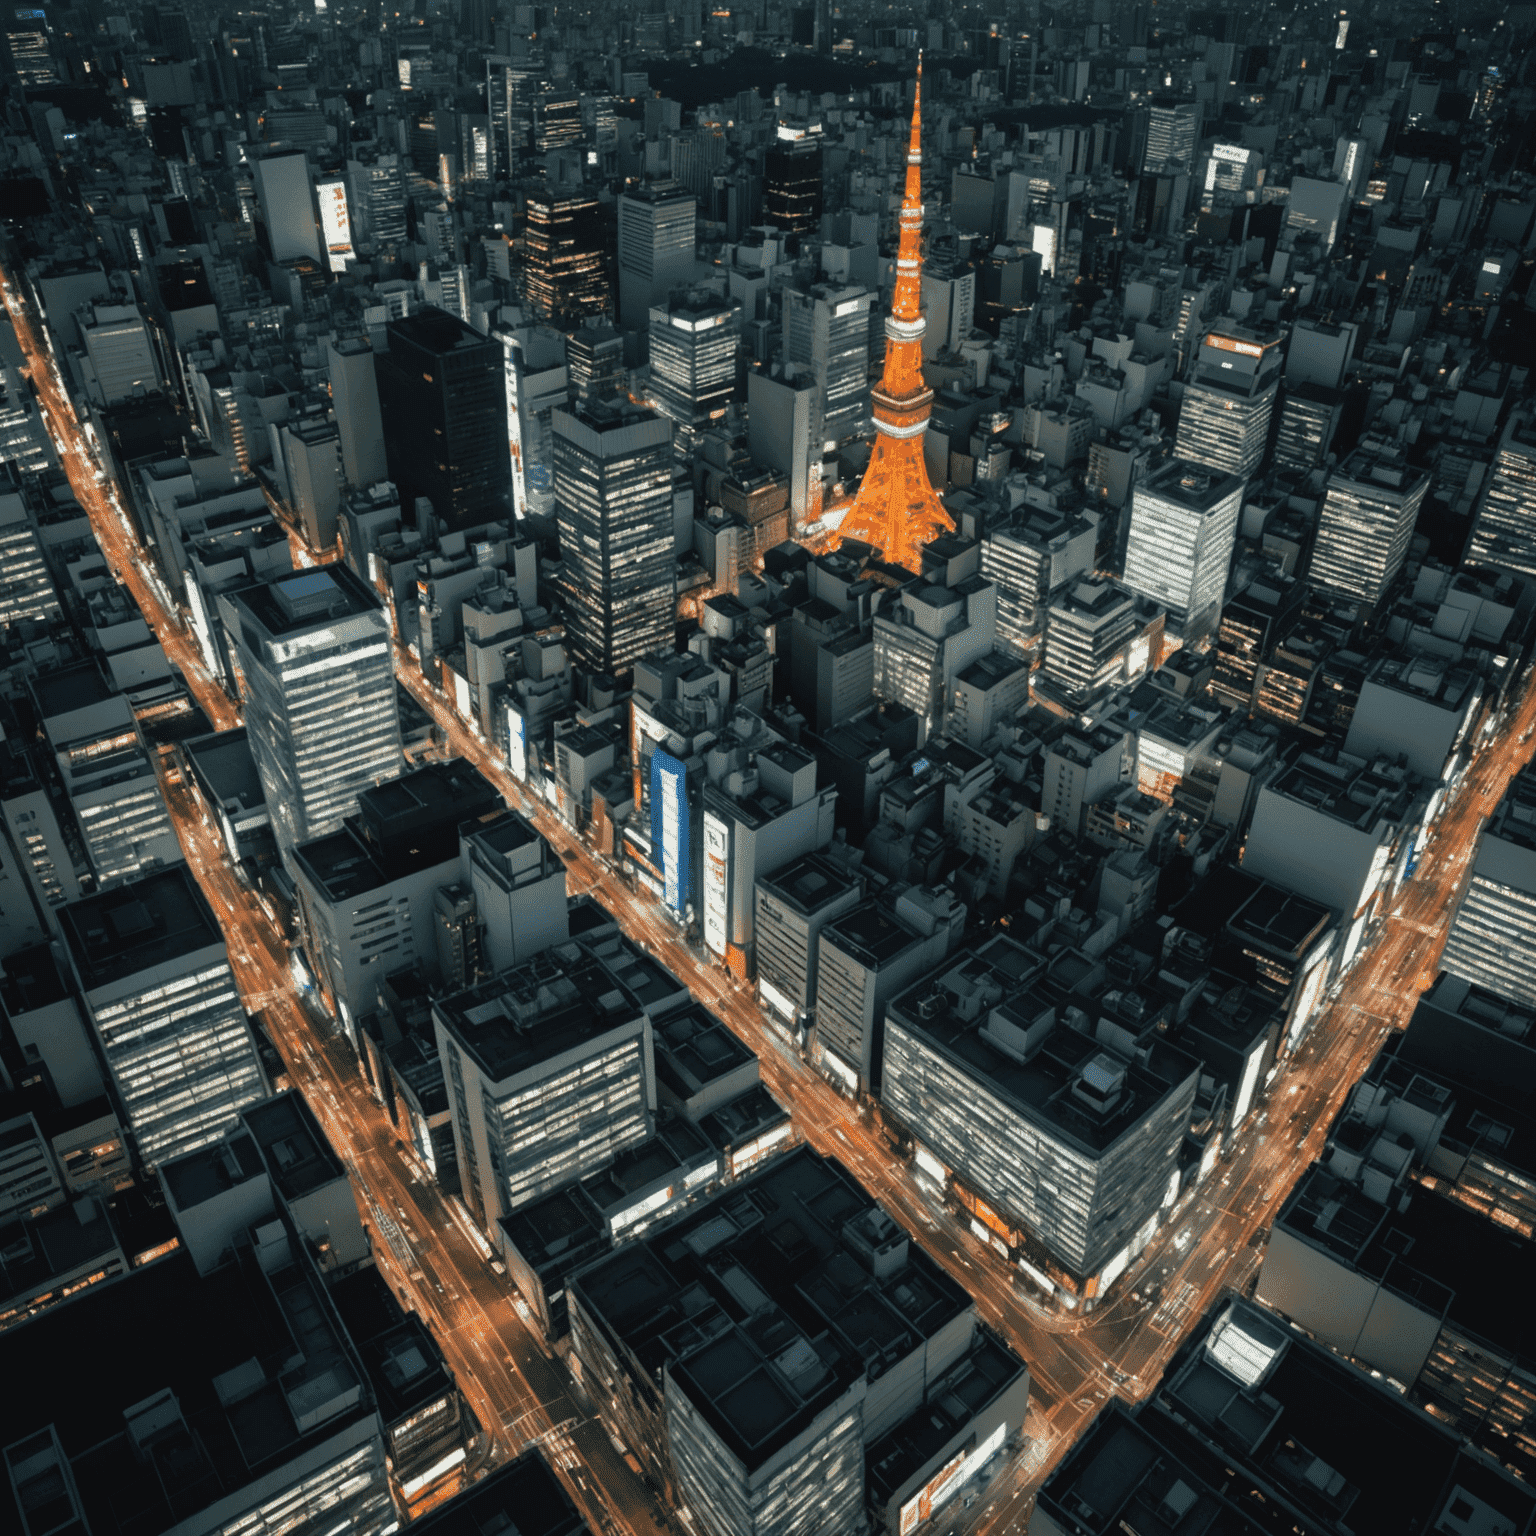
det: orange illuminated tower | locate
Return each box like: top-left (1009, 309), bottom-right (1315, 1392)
top-left (833, 56), bottom-right (953, 572)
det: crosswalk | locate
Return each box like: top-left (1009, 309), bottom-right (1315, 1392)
top-left (1149, 1280), bottom-right (1198, 1337)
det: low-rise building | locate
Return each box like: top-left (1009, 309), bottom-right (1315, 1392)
top-left (568, 1145), bottom-right (1028, 1536)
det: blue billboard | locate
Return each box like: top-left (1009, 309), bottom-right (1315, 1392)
top-left (650, 751), bottom-right (689, 914)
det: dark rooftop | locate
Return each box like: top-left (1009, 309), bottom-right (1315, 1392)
top-left (0, 1245), bottom-right (374, 1536)
top-left (822, 899), bottom-right (925, 969)
top-left (756, 851), bottom-right (860, 915)
top-left (886, 935), bottom-right (1200, 1157)
top-left (570, 1145), bottom-right (969, 1474)
top-left (654, 1003), bottom-right (755, 1097)
top-left (159, 1131), bottom-right (268, 1214)
top-left (33, 659), bottom-right (117, 721)
top-left (60, 867), bottom-right (224, 993)
top-left (241, 1093), bottom-right (346, 1204)
top-left (329, 1266), bottom-right (454, 1428)
top-left (435, 941), bottom-right (647, 1084)
top-left (183, 729), bottom-right (265, 814)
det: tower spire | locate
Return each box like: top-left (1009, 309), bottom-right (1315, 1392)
top-left (832, 54), bottom-right (953, 572)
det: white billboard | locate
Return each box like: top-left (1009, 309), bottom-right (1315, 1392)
top-left (702, 810), bottom-right (729, 955)
top-left (316, 178), bottom-right (354, 273)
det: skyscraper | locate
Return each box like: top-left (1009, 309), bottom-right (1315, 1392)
top-left (253, 152), bottom-right (322, 266)
top-left (566, 324), bottom-right (625, 405)
top-left (1309, 442), bottom-right (1429, 605)
top-left (325, 334), bottom-right (388, 488)
top-left (59, 867), bottom-right (267, 1169)
top-left (834, 59), bottom-right (954, 571)
top-left (1143, 96), bottom-right (1200, 173)
top-left (1174, 326), bottom-right (1283, 480)
top-left (522, 182), bottom-right (610, 326)
top-left (486, 53), bottom-right (541, 179)
top-left (646, 293), bottom-right (740, 452)
top-left (1273, 383), bottom-right (1343, 471)
top-left (616, 181), bottom-right (697, 329)
top-left (1440, 768), bottom-right (1536, 1007)
top-left (1120, 460), bottom-right (1244, 640)
top-left (553, 399), bottom-right (675, 674)
top-left (781, 282), bottom-right (873, 446)
top-left (763, 123), bottom-right (825, 235)
top-left (433, 940), bottom-right (654, 1229)
top-left (228, 565), bottom-right (403, 862)
top-left (375, 307), bottom-right (512, 534)
top-left (1464, 413), bottom-right (1536, 581)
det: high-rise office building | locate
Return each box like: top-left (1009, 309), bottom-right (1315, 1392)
top-left (486, 54), bottom-right (542, 178)
top-left (1143, 96), bottom-right (1200, 173)
top-left (253, 152), bottom-right (322, 266)
top-left (781, 282), bottom-right (873, 449)
top-left (346, 151), bottom-right (408, 250)
top-left (1273, 383), bottom-right (1343, 470)
top-left (617, 181), bottom-right (697, 329)
top-left (981, 504), bottom-right (1097, 657)
top-left (433, 940), bottom-right (655, 1229)
top-left (1173, 326), bottom-right (1283, 479)
top-left (552, 399), bottom-right (675, 674)
top-left (228, 565), bottom-right (402, 862)
top-left (568, 1145), bottom-right (1029, 1536)
top-left (646, 294), bottom-right (740, 451)
top-left (763, 123), bottom-right (825, 235)
top-left (325, 335), bottom-right (388, 488)
top-left (880, 934), bottom-right (1199, 1289)
top-left (566, 323), bottom-right (624, 405)
top-left (292, 759), bottom-right (501, 1023)
top-left (59, 867), bottom-right (267, 1169)
top-left (754, 852), bottom-right (862, 1035)
top-left (1464, 413), bottom-right (1536, 581)
top-left (375, 307), bottom-right (512, 534)
top-left (522, 183), bottom-right (610, 326)
top-left (533, 83), bottom-right (582, 154)
top-left (1120, 460), bottom-right (1244, 640)
top-left (1441, 768), bottom-right (1536, 1007)
top-left (35, 662), bottom-right (180, 891)
top-left (1309, 442), bottom-right (1429, 606)
top-left (1040, 581), bottom-right (1157, 704)
top-left (2, 8), bottom-right (54, 86)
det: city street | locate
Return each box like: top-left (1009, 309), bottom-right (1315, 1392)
top-left (159, 765), bottom-right (670, 1536)
top-left (6, 252), bottom-right (1534, 1528)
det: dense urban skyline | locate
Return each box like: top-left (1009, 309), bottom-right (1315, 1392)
top-left (0, 2), bottom-right (1534, 1536)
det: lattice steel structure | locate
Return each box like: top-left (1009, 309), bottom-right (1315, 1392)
top-left (833, 58), bottom-right (953, 573)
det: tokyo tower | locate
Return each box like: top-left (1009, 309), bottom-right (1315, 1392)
top-left (833, 55), bottom-right (953, 572)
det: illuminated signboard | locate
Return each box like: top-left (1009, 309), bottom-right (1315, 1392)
top-left (316, 179), bottom-right (354, 273)
top-left (651, 751), bottom-right (689, 914)
top-left (1206, 333), bottom-right (1266, 359)
top-left (1030, 223), bottom-right (1056, 275)
top-left (502, 337), bottom-right (526, 516)
top-left (1482, 260), bottom-right (1503, 275)
top-left (702, 809), bottom-right (729, 954)
top-left (897, 1422), bottom-right (1008, 1535)
top-left (507, 704), bottom-right (527, 781)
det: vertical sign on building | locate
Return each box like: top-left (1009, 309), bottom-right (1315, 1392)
top-left (702, 810), bottom-right (729, 955)
top-left (316, 179), bottom-right (355, 273)
top-left (501, 334), bottom-right (526, 519)
top-left (507, 703), bottom-right (527, 782)
top-left (650, 751), bottom-right (689, 914)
